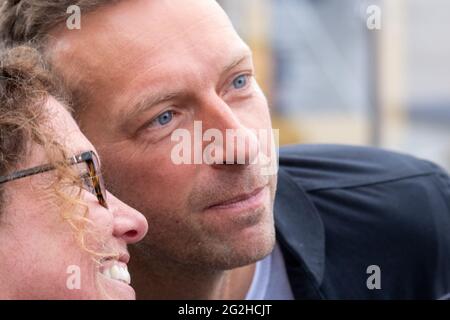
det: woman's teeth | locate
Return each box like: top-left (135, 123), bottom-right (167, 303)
top-left (102, 264), bottom-right (131, 285)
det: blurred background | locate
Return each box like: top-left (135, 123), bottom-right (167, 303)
top-left (218, 0), bottom-right (450, 171)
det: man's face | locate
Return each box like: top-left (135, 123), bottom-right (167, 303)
top-left (49, 0), bottom-right (276, 270)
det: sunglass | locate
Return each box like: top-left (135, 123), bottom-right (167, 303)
top-left (0, 151), bottom-right (108, 208)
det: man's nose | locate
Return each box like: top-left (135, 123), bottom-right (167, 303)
top-left (109, 193), bottom-right (148, 244)
top-left (201, 96), bottom-right (260, 166)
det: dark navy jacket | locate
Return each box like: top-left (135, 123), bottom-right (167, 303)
top-left (274, 144), bottom-right (450, 299)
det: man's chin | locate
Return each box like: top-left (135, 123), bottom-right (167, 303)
top-left (204, 220), bottom-right (276, 270)
top-left (198, 194), bottom-right (277, 270)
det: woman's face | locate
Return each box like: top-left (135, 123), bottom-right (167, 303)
top-left (0, 97), bottom-right (148, 299)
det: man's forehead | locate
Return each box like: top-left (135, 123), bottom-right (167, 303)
top-left (49, 0), bottom-right (243, 82)
top-left (50, 0), bottom-right (234, 51)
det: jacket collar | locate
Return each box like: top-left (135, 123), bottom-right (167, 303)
top-left (274, 167), bottom-right (326, 291)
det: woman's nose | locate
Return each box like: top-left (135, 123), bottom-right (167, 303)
top-left (108, 193), bottom-right (148, 244)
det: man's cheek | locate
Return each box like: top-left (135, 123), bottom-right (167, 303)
top-left (130, 162), bottom-right (193, 198)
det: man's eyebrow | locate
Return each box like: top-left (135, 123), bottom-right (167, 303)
top-left (221, 52), bottom-right (252, 76)
top-left (122, 91), bottom-right (180, 122)
top-left (121, 51), bottom-right (252, 124)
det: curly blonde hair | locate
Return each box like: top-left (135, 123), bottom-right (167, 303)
top-left (0, 44), bottom-right (115, 260)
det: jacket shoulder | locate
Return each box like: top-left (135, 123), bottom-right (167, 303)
top-left (277, 144), bottom-right (450, 298)
top-left (279, 144), bottom-right (442, 191)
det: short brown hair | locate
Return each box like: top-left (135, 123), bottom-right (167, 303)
top-left (0, 1), bottom-right (119, 117)
top-left (0, 0), bottom-right (114, 46)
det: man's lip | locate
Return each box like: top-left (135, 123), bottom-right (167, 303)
top-left (205, 186), bottom-right (267, 210)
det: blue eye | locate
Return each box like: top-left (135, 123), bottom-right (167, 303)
top-left (156, 111), bottom-right (173, 126)
top-left (232, 74), bottom-right (248, 89)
